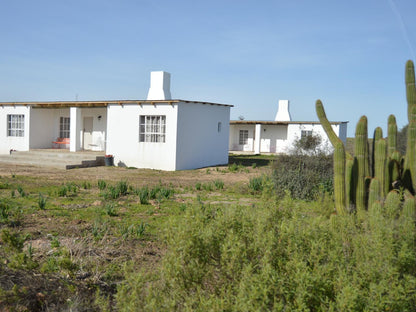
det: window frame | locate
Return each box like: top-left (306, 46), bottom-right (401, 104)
top-left (139, 115), bottom-right (166, 143)
top-left (59, 117), bottom-right (70, 138)
top-left (301, 130), bottom-right (313, 139)
top-left (7, 114), bottom-right (25, 137)
top-left (239, 129), bottom-right (249, 145)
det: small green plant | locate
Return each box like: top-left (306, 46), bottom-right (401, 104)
top-left (252, 163), bottom-right (257, 169)
top-left (58, 185), bottom-right (68, 197)
top-left (202, 183), bottom-right (213, 192)
top-left (105, 203), bottom-right (118, 217)
top-left (10, 190), bottom-right (15, 198)
top-left (116, 180), bottom-right (128, 196)
top-left (1, 229), bottom-right (28, 252)
top-left (120, 222), bottom-right (147, 240)
top-left (0, 181), bottom-right (9, 189)
top-left (50, 237), bottom-right (60, 248)
top-left (214, 179), bottom-right (224, 190)
top-left (206, 168), bottom-right (211, 174)
top-left (195, 182), bottom-right (202, 191)
top-left (248, 176), bottom-right (263, 193)
top-left (82, 181), bottom-right (92, 189)
top-left (16, 185), bottom-right (25, 197)
top-left (228, 162), bottom-right (239, 172)
top-left (138, 187), bottom-right (149, 205)
top-left (0, 201), bottom-right (10, 223)
top-left (38, 193), bottom-right (47, 210)
top-left (98, 180), bottom-right (107, 190)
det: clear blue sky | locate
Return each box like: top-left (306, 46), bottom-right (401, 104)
top-left (1, 0), bottom-right (415, 137)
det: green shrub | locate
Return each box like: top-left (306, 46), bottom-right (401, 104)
top-left (195, 182), bottom-right (202, 191)
top-left (272, 154), bottom-right (333, 200)
top-left (116, 197), bottom-right (416, 311)
top-left (0, 201), bottom-right (10, 223)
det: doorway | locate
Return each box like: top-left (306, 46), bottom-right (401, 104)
top-left (83, 117), bottom-right (93, 150)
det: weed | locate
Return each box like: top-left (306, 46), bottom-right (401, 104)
top-left (17, 185), bottom-right (25, 197)
top-left (120, 222), bottom-right (147, 240)
top-left (252, 163), bottom-right (257, 169)
top-left (202, 183), bottom-right (213, 192)
top-left (248, 176), bottom-right (264, 193)
top-left (82, 181), bottom-right (92, 189)
top-left (50, 237), bottom-right (60, 248)
top-left (195, 182), bottom-right (202, 191)
top-left (206, 168), bottom-right (211, 174)
top-left (1, 229), bottom-right (28, 252)
top-left (116, 180), bottom-right (128, 196)
top-left (38, 193), bottom-right (47, 210)
top-left (10, 190), bottom-right (15, 198)
top-left (98, 180), bottom-right (107, 190)
top-left (0, 181), bottom-right (9, 189)
top-left (214, 179), bottom-right (224, 190)
top-left (105, 203), bottom-right (118, 217)
top-left (138, 187), bottom-right (149, 205)
top-left (0, 201), bottom-right (10, 223)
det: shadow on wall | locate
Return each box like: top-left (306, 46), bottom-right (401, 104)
top-left (228, 155), bottom-right (273, 168)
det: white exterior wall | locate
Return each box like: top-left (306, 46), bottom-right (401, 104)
top-left (228, 125), bottom-right (256, 152)
top-left (175, 102), bottom-right (230, 170)
top-left (106, 103), bottom-right (178, 170)
top-left (0, 106), bottom-right (30, 154)
top-left (230, 122), bottom-right (345, 154)
top-left (260, 124), bottom-right (289, 153)
top-left (30, 108), bottom-right (69, 149)
top-left (79, 108), bottom-right (107, 151)
top-left (286, 123), bottom-right (337, 153)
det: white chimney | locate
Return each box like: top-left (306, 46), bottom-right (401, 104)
top-left (275, 100), bottom-right (291, 121)
top-left (147, 71), bottom-right (172, 100)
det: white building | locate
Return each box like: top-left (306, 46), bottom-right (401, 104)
top-left (0, 71), bottom-right (232, 170)
top-left (229, 100), bottom-right (347, 154)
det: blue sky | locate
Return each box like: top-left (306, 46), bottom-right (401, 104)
top-left (1, 0), bottom-right (415, 137)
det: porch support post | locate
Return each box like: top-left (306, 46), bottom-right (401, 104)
top-left (70, 107), bottom-right (82, 152)
top-left (254, 123), bottom-right (261, 154)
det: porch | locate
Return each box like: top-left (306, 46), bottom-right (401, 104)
top-left (0, 149), bottom-right (105, 169)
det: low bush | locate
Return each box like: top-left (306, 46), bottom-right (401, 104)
top-left (272, 154), bottom-right (333, 200)
top-left (116, 196), bottom-right (416, 311)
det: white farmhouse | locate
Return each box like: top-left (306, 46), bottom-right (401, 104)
top-left (0, 71), bottom-right (232, 170)
top-left (229, 100), bottom-right (347, 154)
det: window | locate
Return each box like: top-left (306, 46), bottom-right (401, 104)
top-left (217, 122), bottom-right (222, 133)
top-left (59, 117), bottom-right (70, 138)
top-left (301, 130), bottom-right (313, 139)
top-left (139, 115), bottom-right (166, 143)
top-left (239, 130), bottom-right (248, 145)
top-left (7, 114), bottom-right (25, 137)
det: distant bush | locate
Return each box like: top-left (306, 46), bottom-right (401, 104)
top-left (272, 154), bottom-right (333, 200)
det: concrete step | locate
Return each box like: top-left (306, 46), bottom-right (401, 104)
top-left (0, 149), bottom-right (105, 169)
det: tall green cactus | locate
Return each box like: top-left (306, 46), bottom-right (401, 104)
top-left (355, 116), bottom-right (368, 212)
top-left (387, 114), bottom-right (397, 157)
top-left (334, 142), bottom-right (346, 214)
top-left (406, 60), bottom-right (416, 123)
top-left (374, 138), bottom-right (386, 197)
top-left (316, 60), bottom-right (416, 214)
